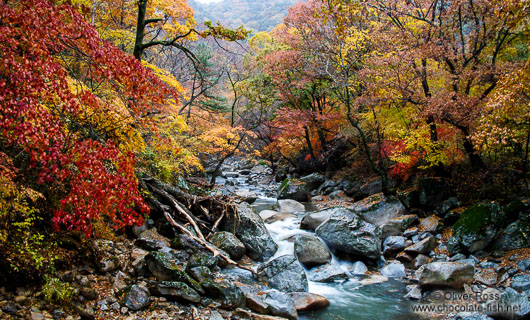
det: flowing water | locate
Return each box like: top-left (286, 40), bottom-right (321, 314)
top-left (265, 211), bottom-right (421, 320)
top-left (218, 165), bottom-right (422, 320)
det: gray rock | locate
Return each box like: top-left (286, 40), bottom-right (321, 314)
top-left (188, 266), bottom-right (212, 283)
top-left (483, 287), bottom-right (530, 319)
top-left (383, 236), bottom-right (407, 255)
top-left (277, 178), bottom-right (310, 202)
top-left (419, 262), bottom-right (474, 288)
top-left (413, 254), bottom-right (430, 269)
top-left (259, 210), bottom-right (280, 221)
top-left (300, 207), bottom-right (352, 231)
top-left (359, 179), bottom-right (383, 198)
top-left (381, 261), bottom-right (406, 278)
top-left (121, 284), bottom-right (150, 311)
top-left (277, 199), bottom-right (305, 213)
top-left (294, 234), bottom-right (331, 267)
top-left (404, 285), bottom-right (422, 300)
top-left (517, 259), bottom-right (530, 271)
top-left (307, 264), bottom-right (348, 282)
top-left (187, 252), bottom-right (218, 270)
top-left (97, 257), bottom-right (120, 273)
top-left (447, 203), bottom-right (504, 255)
top-left (258, 255), bottom-right (308, 292)
top-left (209, 232), bottom-right (246, 260)
top-left (300, 173), bottom-right (327, 191)
top-left (156, 281), bottom-right (201, 303)
top-left (254, 290), bottom-right (298, 320)
top-left (494, 220), bottom-right (530, 251)
top-left (135, 228), bottom-right (171, 251)
top-left (512, 274), bottom-right (530, 292)
top-left (287, 292), bottom-right (329, 311)
top-left (419, 216), bottom-right (441, 233)
top-left (316, 213), bottom-right (381, 261)
top-left (251, 198), bottom-right (277, 213)
top-left (350, 261), bottom-right (368, 275)
top-left (397, 252), bottom-right (414, 264)
top-left (474, 268), bottom-right (498, 286)
top-left (438, 197), bottom-right (459, 216)
top-left (144, 252), bottom-right (202, 293)
top-left (222, 202), bottom-right (278, 261)
top-left (317, 180), bottom-right (338, 194)
top-left (405, 236), bottom-right (436, 255)
top-left (209, 310), bottom-right (224, 320)
top-left (349, 193), bottom-right (406, 227)
top-left (202, 278), bottom-right (245, 309)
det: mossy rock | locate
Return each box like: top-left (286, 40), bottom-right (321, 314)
top-left (448, 202), bottom-right (504, 254)
top-left (277, 178), bottom-right (310, 202)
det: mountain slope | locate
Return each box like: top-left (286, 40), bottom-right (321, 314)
top-left (189, 0), bottom-right (299, 33)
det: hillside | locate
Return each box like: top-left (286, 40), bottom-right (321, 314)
top-left (189, 0), bottom-right (299, 33)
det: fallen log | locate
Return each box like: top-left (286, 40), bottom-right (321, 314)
top-left (163, 211), bottom-right (257, 276)
top-left (151, 186), bottom-right (206, 241)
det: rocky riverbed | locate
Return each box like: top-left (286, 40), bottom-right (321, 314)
top-left (1, 158), bottom-right (530, 320)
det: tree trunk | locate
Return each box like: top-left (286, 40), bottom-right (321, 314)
top-left (133, 0), bottom-right (147, 60)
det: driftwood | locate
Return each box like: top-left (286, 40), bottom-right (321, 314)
top-left (207, 212), bottom-right (224, 240)
top-left (151, 186), bottom-right (206, 241)
top-left (164, 211), bottom-right (256, 276)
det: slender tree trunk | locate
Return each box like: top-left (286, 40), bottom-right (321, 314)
top-left (523, 130), bottom-right (530, 175)
top-left (304, 126), bottom-right (317, 168)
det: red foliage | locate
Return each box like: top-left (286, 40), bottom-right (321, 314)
top-left (381, 140), bottom-right (422, 181)
top-left (0, 0), bottom-right (176, 236)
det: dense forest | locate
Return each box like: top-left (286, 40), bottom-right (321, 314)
top-left (1, 0), bottom-right (529, 319)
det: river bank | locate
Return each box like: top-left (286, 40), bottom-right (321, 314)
top-left (1, 158), bottom-right (529, 320)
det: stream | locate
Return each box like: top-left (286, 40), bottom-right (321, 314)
top-left (216, 162), bottom-right (422, 320)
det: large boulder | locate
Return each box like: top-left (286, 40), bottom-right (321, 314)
top-left (251, 198), bottom-right (277, 213)
top-left (294, 234), bottom-right (331, 267)
top-left (156, 281), bottom-right (202, 303)
top-left (383, 236), bottom-right (407, 255)
top-left (209, 232), bottom-right (246, 260)
top-left (144, 252), bottom-right (202, 293)
top-left (379, 214), bottom-right (419, 239)
top-left (349, 193), bottom-right (406, 227)
top-left (287, 292), bottom-right (330, 312)
top-left (222, 202), bottom-right (278, 261)
top-left (494, 219), bottom-right (530, 251)
top-left (300, 207), bottom-right (352, 231)
top-left (447, 203), bottom-right (505, 255)
top-left (201, 278), bottom-right (246, 309)
top-left (276, 199), bottom-right (305, 213)
top-left (300, 173), bottom-right (326, 192)
top-left (380, 261), bottom-right (406, 278)
top-left (135, 228), bottom-right (171, 251)
top-left (315, 213), bottom-right (381, 261)
top-left (418, 262), bottom-right (474, 288)
top-left (277, 178), bottom-right (310, 202)
top-left (246, 290), bottom-right (297, 320)
top-left (307, 264), bottom-right (348, 282)
top-left (257, 255), bottom-right (308, 292)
